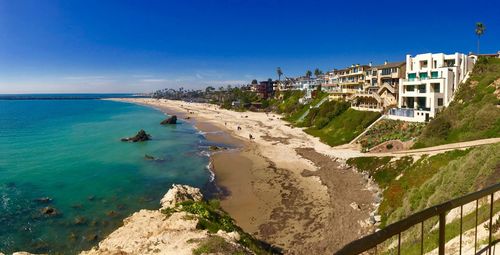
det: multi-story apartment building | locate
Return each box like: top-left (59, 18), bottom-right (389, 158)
top-left (328, 64), bottom-right (370, 100)
top-left (251, 79), bottom-right (275, 99)
top-left (351, 61), bottom-right (406, 111)
top-left (388, 53), bottom-right (475, 122)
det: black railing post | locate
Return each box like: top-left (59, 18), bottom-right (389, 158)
top-left (475, 199), bottom-right (479, 255)
top-left (459, 205), bottom-right (463, 255)
top-left (439, 212), bottom-right (446, 255)
top-left (488, 193), bottom-right (494, 255)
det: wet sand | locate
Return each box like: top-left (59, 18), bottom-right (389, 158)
top-left (111, 98), bottom-right (377, 254)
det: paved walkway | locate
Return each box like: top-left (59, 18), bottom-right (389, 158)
top-left (370, 137), bottom-right (500, 157)
top-left (330, 137), bottom-right (500, 159)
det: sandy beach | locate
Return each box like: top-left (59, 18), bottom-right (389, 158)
top-left (111, 98), bottom-right (378, 254)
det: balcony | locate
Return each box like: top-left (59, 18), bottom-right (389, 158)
top-left (389, 108), bottom-right (414, 117)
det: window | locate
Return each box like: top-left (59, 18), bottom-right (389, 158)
top-left (420, 60), bottom-right (428, 68)
top-left (418, 85), bottom-right (426, 93)
top-left (433, 60), bottom-right (437, 68)
top-left (438, 98), bottom-right (443, 106)
top-left (408, 73), bottom-right (417, 81)
top-left (432, 83), bottom-right (440, 93)
top-left (420, 72), bottom-right (428, 79)
top-left (431, 71), bottom-right (439, 78)
top-left (382, 68), bottom-right (391, 75)
top-left (406, 85), bottom-right (415, 92)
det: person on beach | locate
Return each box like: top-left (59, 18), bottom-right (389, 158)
top-left (249, 134), bottom-right (253, 140)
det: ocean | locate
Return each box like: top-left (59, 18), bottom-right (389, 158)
top-left (0, 95), bottom-right (215, 254)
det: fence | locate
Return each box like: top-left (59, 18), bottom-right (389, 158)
top-left (335, 183), bottom-right (500, 255)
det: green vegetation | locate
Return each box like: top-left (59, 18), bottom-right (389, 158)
top-left (281, 91), bottom-right (328, 123)
top-left (161, 199), bottom-right (280, 255)
top-left (192, 236), bottom-right (251, 255)
top-left (414, 57), bottom-right (500, 148)
top-left (305, 108), bottom-right (380, 146)
top-left (348, 144), bottom-right (500, 254)
top-left (300, 100), bottom-right (350, 128)
top-left (347, 144), bottom-right (499, 225)
top-left (384, 201), bottom-right (500, 255)
top-left (358, 119), bottom-right (425, 149)
top-left (275, 90), bottom-right (305, 115)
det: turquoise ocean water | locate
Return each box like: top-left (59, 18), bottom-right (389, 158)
top-left (0, 96), bottom-right (216, 254)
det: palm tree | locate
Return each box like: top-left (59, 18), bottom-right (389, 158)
top-left (305, 70), bottom-right (312, 78)
top-left (276, 67), bottom-right (283, 81)
top-left (475, 22), bottom-right (486, 54)
top-left (314, 68), bottom-right (323, 78)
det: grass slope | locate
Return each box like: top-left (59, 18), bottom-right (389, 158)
top-left (347, 144), bottom-right (500, 254)
top-left (358, 119), bottom-right (425, 149)
top-left (414, 57), bottom-right (500, 148)
top-left (305, 108), bottom-right (380, 146)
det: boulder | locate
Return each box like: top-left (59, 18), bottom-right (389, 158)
top-left (121, 129), bottom-right (151, 142)
top-left (160, 115), bottom-right (177, 125)
top-left (40, 206), bottom-right (58, 216)
top-left (160, 184), bottom-right (203, 209)
top-left (144, 154), bottom-right (155, 160)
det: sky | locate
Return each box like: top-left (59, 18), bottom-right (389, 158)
top-left (0, 0), bottom-right (499, 94)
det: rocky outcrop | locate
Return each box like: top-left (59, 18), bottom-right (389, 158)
top-left (80, 184), bottom-right (268, 255)
top-left (160, 115), bottom-right (177, 125)
top-left (160, 184), bottom-right (203, 209)
top-left (120, 129), bottom-right (151, 142)
top-left (209, 145), bottom-right (227, 151)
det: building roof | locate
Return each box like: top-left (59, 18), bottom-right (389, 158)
top-left (373, 61), bottom-right (405, 69)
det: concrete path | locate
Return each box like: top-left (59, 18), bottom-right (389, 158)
top-left (328, 137), bottom-right (500, 159)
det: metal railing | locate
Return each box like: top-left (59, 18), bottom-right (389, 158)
top-left (335, 183), bottom-right (500, 255)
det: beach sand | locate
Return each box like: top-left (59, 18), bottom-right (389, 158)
top-left (111, 98), bottom-right (377, 254)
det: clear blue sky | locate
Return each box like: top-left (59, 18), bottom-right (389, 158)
top-left (1, 0), bottom-right (499, 93)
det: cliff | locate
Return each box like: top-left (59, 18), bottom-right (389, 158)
top-left (80, 184), bottom-right (279, 255)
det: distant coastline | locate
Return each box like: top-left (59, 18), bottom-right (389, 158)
top-left (0, 93), bottom-right (145, 100)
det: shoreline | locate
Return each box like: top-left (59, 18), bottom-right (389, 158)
top-left (109, 98), bottom-right (378, 253)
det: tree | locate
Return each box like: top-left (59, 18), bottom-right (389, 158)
top-left (251, 79), bottom-right (258, 85)
top-left (305, 70), bottom-right (312, 78)
top-left (314, 68), bottom-right (323, 78)
top-left (475, 22), bottom-right (486, 54)
top-left (276, 67), bottom-right (283, 81)
top-left (205, 86), bottom-right (215, 93)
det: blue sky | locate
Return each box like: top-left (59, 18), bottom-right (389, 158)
top-left (0, 0), bottom-right (499, 93)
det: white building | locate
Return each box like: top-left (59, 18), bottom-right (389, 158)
top-left (388, 52), bottom-right (475, 122)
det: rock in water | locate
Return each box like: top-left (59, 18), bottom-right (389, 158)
top-left (160, 115), bottom-right (177, 125)
top-left (40, 206), bottom-right (59, 216)
top-left (144, 154), bottom-right (155, 160)
top-left (121, 129), bottom-right (151, 142)
top-left (34, 197), bottom-right (52, 203)
top-left (160, 184), bottom-right (203, 209)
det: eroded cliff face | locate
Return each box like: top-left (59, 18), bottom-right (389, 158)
top-left (79, 184), bottom-right (251, 255)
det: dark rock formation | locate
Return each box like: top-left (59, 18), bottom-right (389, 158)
top-left (209, 145), bottom-right (227, 151)
top-left (121, 129), bottom-right (151, 142)
top-left (34, 197), bottom-right (52, 203)
top-left (40, 206), bottom-right (58, 216)
top-left (144, 154), bottom-right (155, 160)
top-left (144, 154), bottom-right (165, 162)
top-left (160, 115), bottom-right (177, 125)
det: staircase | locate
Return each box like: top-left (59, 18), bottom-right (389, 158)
top-left (296, 96), bottom-right (329, 123)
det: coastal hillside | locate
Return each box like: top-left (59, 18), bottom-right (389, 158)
top-left (413, 57), bottom-right (500, 148)
top-left (81, 185), bottom-right (279, 255)
top-left (347, 143), bottom-right (500, 253)
top-left (280, 94), bottom-right (381, 147)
